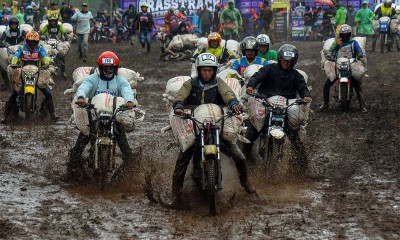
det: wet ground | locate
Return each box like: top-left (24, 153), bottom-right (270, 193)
top-left (0, 40), bottom-right (399, 239)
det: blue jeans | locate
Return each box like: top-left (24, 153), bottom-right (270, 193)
top-left (77, 33), bottom-right (89, 57)
top-left (139, 30), bottom-right (151, 45)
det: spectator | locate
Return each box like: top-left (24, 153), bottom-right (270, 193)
top-left (176, 7), bottom-right (187, 21)
top-left (60, 2), bottom-right (74, 24)
top-left (164, 7), bottom-right (175, 34)
top-left (303, 6), bottom-right (313, 41)
top-left (71, 2), bottom-right (95, 63)
top-left (122, 3), bottom-right (137, 45)
top-left (1, 2), bottom-right (6, 13)
top-left (346, 5), bottom-right (357, 37)
top-left (11, 1), bottom-right (18, 16)
top-left (335, 4), bottom-right (347, 36)
top-left (220, 0), bottom-right (242, 40)
top-left (212, 3), bottom-right (221, 32)
top-left (311, 7), bottom-right (320, 40)
top-left (0, 8), bottom-right (11, 26)
top-left (257, 2), bottom-right (274, 44)
top-left (355, 1), bottom-right (374, 49)
top-left (200, 4), bottom-right (212, 36)
top-left (192, 9), bottom-right (202, 36)
top-left (15, 7), bottom-right (25, 24)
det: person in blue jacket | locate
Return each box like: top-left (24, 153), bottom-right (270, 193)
top-left (68, 51), bottom-right (136, 174)
top-left (231, 36), bottom-right (268, 76)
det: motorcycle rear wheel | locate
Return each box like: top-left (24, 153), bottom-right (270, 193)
top-left (24, 93), bottom-right (33, 121)
top-left (265, 137), bottom-right (284, 173)
top-left (339, 84), bottom-right (351, 112)
top-left (205, 158), bottom-right (217, 216)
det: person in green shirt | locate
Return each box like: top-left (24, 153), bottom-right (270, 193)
top-left (335, 4), bottom-right (347, 35)
top-left (256, 34), bottom-right (277, 61)
top-left (220, 0), bottom-right (242, 40)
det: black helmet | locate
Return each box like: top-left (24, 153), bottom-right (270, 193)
top-left (277, 44), bottom-right (299, 68)
top-left (9, 17), bottom-right (19, 31)
top-left (240, 36), bottom-right (258, 55)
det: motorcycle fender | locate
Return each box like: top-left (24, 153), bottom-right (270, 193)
top-left (98, 137), bottom-right (112, 145)
top-left (204, 145), bottom-right (217, 155)
top-left (24, 86), bottom-right (35, 94)
top-left (339, 77), bottom-right (349, 83)
top-left (270, 128), bottom-right (285, 139)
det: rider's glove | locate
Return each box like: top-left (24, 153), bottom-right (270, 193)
top-left (231, 104), bottom-right (243, 114)
top-left (126, 101), bottom-right (135, 109)
top-left (75, 96), bottom-right (86, 107)
top-left (174, 108), bottom-right (184, 116)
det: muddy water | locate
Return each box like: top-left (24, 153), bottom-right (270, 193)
top-left (1, 42), bottom-right (399, 239)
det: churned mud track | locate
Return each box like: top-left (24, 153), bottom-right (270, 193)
top-left (0, 41), bottom-right (399, 239)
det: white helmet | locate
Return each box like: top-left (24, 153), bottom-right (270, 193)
top-left (256, 34), bottom-right (271, 46)
top-left (383, 0), bottom-right (392, 7)
top-left (195, 53), bottom-right (218, 68)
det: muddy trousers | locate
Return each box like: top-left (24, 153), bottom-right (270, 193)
top-left (322, 78), bottom-right (366, 110)
top-left (0, 68), bottom-right (9, 90)
top-left (372, 32), bottom-right (396, 51)
top-left (68, 130), bottom-right (134, 168)
top-left (77, 33), bottom-right (89, 58)
top-left (172, 140), bottom-right (251, 197)
top-left (2, 87), bottom-right (57, 122)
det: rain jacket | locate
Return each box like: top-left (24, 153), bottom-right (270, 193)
top-left (0, 29), bottom-right (26, 47)
top-left (335, 6), bottom-right (347, 25)
top-left (173, 76), bottom-right (239, 110)
top-left (374, 5), bottom-right (397, 18)
top-left (258, 50), bottom-right (278, 61)
top-left (355, 3), bottom-right (374, 35)
top-left (11, 44), bottom-right (50, 66)
top-left (76, 73), bottom-right (135, 103)
top-left (248, 63), bottom-right (310, 99)
top-left (220, 0), bottom-right (242, 35)
top-left (231, 56), bottom-right (268, 75)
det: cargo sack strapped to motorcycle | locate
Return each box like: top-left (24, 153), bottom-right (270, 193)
top-left (221, 107), bottom-right (243, 142)
top-left (287, 99), bottom-right (310, 130)
top-left (8, 65), bottom-right (22, 92)
top-left (247, 96), bottom-right (267, 132)
top-left (373, 17), bottom-right (398, 33)
top-left (170, 110), bottom-right (195, 152)
top-left (56, 41), bottom-right (71, 57)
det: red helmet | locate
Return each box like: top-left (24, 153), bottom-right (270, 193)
top-left (97, 51), bottom-right (119, 79)
top-left (97, 51), bottom-right (119, 67)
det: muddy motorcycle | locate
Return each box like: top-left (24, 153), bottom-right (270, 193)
top-left (116, 22), bottom-right (129, 43)
top-left (78, 102), bottom-right (130, 188)
top-left (181, 105), bottom-right (236, 215)
top-left (327, 56), bottom-right (357, 111)
top-left (12, 65), bottom-right (41, 121)
top-left (91, 21), bottom-right (103, 43)
top-left (253, 94), bottom-right (305, 171)
top-left (377, 16), bottom-right (396, 53)
top-left (45, 38), bottom-right (61, 70)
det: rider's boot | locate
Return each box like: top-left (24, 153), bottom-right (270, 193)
top-left (357, 91), bottom-right (368, 113)
top-left (241, 142), bottom-right (254, 163)
top-left (171, 173), bottom-right (184, 207)
top-left (318, 79), bottom-right (331, 111)
top-left (39, 98), bottom-right (48, 117)
top-left (47, 96), bottom-right (59, 121)
top-left (146, 43), bottom-right (150, 53)
top-left (66, 133), bottom-right (90, 181)
top-left (141, 42), bottom-right (145, 48)
top-left (1, 100), bottom-right (15, 124)
top-left (235, 160), bottom-right (256, 194)
top-left (116, 132), bottom-right (135, 166)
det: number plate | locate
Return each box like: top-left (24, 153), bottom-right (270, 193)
top-left (271, 116), bottom-right (284, 122)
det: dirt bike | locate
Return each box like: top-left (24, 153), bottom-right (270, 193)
top-left (252, 94), bottom-right (305, 171)
top-left (378, 16), bottom-right (395, 53)
top-left (79, 102), bottom-right (130, 189)
top-left (12, 65), bottom-right (41, 121)
top-left (326, 56), bottom-right (357, 111)
top-left (116, 22), bottom-right (129, 43)
top-left (180, 104), bottom-right (237, 215)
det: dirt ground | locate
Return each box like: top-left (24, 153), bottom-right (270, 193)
top-left (0, 40), bottom-right (399, 239)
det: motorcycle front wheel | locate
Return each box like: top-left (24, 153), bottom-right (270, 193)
top-left (163, 52), bottom-right (187, 61)
top-left (97, 145), bottom-right (113, 189)
top-left (380, 32), bottom-right (386, 53)
top-left (24, 93), bottom-right (34, 121)
top-left (265, 137), bottom-right (284, 173)
top-left (205, 157), bottom-right (217, 216)
top-left (339, 84), bottom-right (351, 112)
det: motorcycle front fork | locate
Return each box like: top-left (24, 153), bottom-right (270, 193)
top-left (200, 128), bottom-right (222, 191)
